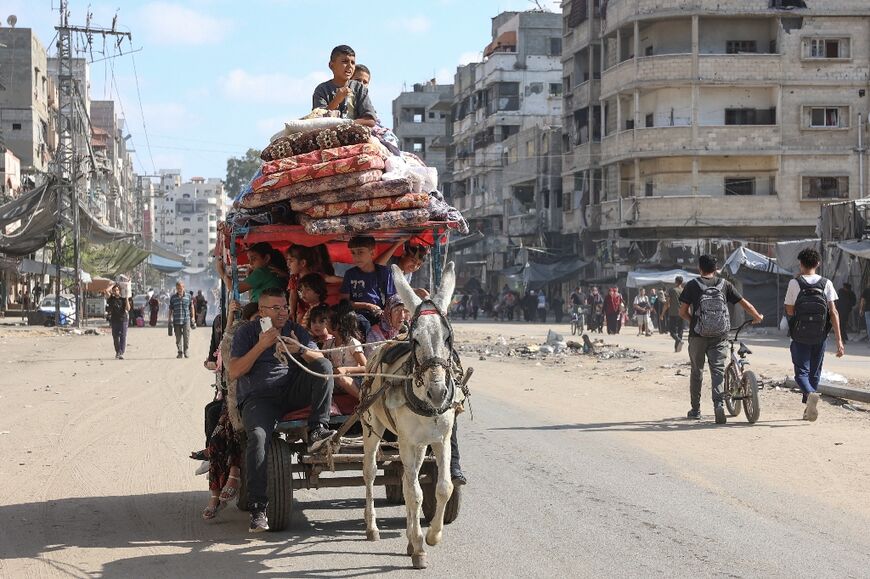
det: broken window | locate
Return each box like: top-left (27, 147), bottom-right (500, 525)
top-left (805, 38), bottom-right (850, 59)
top-left (802, 176), bottom-right (848, 199)
top-left (809, 107), bottom-right (847, 128)
top-left (726, 41), bottom-right (757, 54)
top-left (725, 177), bottom-right (756, 196)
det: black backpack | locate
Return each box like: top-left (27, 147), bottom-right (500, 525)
top-left (790, 277), bottom-right (830, 344)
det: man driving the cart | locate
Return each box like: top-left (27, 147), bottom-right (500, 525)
top-left (229, 287), bottom-right (336, 532)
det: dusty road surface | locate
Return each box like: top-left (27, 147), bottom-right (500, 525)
top-left (1, 320), bottom-right (869, 578)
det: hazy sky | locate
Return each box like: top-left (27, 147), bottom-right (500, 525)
top-left (4, 0), bottom-right (561, 185)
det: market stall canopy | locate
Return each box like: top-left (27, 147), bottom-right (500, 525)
top-left (148, 254), bottom-right (186, 274)
top-left (150, 240), bottom-right (187, 263)
top-left (725, 246), bottom-right (791, 276)
top-left (87, 242), bottom-right (151, 278)
top-left (837, 239), bottom-right (870, 260)
top-left (627, 269), bottom-right (699, 288)
top-left (775, 239), bottom-right (820, 274)
top-left (18, 257), bottom-right (92, 283)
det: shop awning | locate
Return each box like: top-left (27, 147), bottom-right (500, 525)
top-left (627, 269), bottom-right (698, 288)
top-left (837, 239), bottom-right (870, 260)
top-left (148, 254), bottom-right (186, 274)
top-left (18, 258), bottom-right (92, 283)
top-left (725, 246), bottom-right (791, 276)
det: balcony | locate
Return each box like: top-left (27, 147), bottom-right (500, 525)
top-left (601, 54), bottom-right (691, 96)
top-left (507, 212), bottom-right (539, 237)
top-left (698, 54), bottom-right (782, 83)
top-left (596, 194), bottom-right (811, 232)
top-left (604, 0), bottom-right (772, 33)
top-left (600, 125), bottom-right (780, 161)
top-left (563, 20), bottom-right (592, 58)
top-left (570, 81), bottom-right (599, 111)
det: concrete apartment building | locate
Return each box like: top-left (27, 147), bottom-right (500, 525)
top-left (159, 175), bottom-right (225, 270)
top-left (448, 10), bottom-right (564, 288)
top-left (392, 81), bottom-right (453, 195)
top-left (90, 100), bottom-right (136, 231)
top-left (0, 28), bottom-right (56, 174)
top-left (561, 0), bottom-right (870, 276)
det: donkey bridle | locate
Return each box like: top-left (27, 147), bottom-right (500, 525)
top-left (403, 299), bottom-right (456, 417)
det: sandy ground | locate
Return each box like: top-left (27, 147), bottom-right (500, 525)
top-left (0, 320), bottom-right (868, 577)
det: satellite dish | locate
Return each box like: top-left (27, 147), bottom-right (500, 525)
top-left (7, 15), bottom-right (17, 27)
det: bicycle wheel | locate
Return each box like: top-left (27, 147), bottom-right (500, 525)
top-left (742, 370), bottom-right (760, 424)
top-left (724, 368), bottom-right (742, 417)
top-left (571, 320), bottom-right (578, 335)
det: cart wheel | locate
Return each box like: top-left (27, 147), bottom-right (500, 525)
top-left (384, 463), bottom-right (404, 505)
top-left (422, 480), bottom-right (461, 525)
top-left (742, 371), bottom-right (761, 424)
top-left (266, 435), bottom-right (294, 531)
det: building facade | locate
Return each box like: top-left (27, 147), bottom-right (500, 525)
top-left (392, 81), bottom-right (453, 194)
top-left (447, 10), bottom-right (565, 290)
top-left (0, 28), bottom-right (56, 174)
top-left (561, 0), bottom-right (870, 276)
top-left (158, 175), bottom-right (225, 270)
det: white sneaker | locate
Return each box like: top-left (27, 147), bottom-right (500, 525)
top-left (195, 460), bottom-right (209, 475)
top-left (805, 392), bottom-right (820, 422)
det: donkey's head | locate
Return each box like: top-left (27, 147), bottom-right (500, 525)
top-left (392, 262), bottom-right (456, 412)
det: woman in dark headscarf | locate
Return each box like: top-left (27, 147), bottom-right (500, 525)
top-left (364, 294), bottom-right (409, 358)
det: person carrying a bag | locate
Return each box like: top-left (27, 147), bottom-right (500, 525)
top-left (784, 248), bottom-right (845, 422)
top-left (679, 254), bottom-right (764, 425)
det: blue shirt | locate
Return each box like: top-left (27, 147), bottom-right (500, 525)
top-left (169, 293), bottom-right (192, 324)
top-left (340, 264), bottom-right (395, 308)
top-left (230, 319), bottom-right (318, 406)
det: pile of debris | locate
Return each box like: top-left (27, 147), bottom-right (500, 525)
top-left (456, 329), bottom-right (648, 364)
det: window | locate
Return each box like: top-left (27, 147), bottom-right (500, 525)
top-left (725, 108), bottom-right (776, 125)
top-left (549, 37), bottom-right (562, 57)
top-left (804, 38), bottom-right (850, 59)
top-left (808, 106), bottom-right (848, 128)
top-left (645, 114), bottom-right (654, 128)
top-left (644, 181), bottom-right (655, 197)
top-left (429, 112), bottom-right (435, 119)
top-left (562, 190), bottom-right (573, 211)
top-left (644, 45), bottom-right (654, 57)
top-left (12, 123), bottom-right (21, 130)
top-left (726, 40), bottom-right (757, 54)
top-left (549, 83), bottom-right (563, 97)
top-left (725, 177), bottom-right (755, 196)
top-left (802, 176), bottom-right (849, 199)
top-left (526, 140), bottom-right (535, 157)
top-left (489, 82), bottom-right (520, 113)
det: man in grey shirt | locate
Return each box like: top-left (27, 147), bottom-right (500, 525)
top-left (312, 45), bottom-right (377, 125)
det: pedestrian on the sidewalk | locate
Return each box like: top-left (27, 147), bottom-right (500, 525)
top-left (537, 292), bottom-right (547, 323)
top-left (33, 282), bottom-right (42, 305)
top-left (106, 284), bottom-right (130, 359)
top-left (588, 287), bottom-right (604, 333)
top-left (784, 248), bottom-right (844, 422)
top-left (604, 287), bottom-right (623, 334)
top-left (655, 289), bottom-right (668, 334)
top-left (551, 294), bottom-right (564, 324)
top-left (680, 255), bottom-right (763, 424)
top-left (835, 282), bottom-right (855, 341)
top-left (148, 293), bottom-right (160, 327)
top-left (633, 288), bottom-right (653, 336)
top-left (861, 283), bottom-right (870, 345)
top-left (169, 281), bottom-right (195, 358)
top-left (666, 276), bottom-right (686, 352)
top-left (195, 290), bottom-right (208, 327)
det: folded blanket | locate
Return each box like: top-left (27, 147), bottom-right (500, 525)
top-left (429, 190), bottom-right (469, 235)
top-left (261, 142), bottom-right (382, 176)
top-left (301, 192), bottom-right (430, 219)
top-left (290, 177), bottom-right (414, 211)
top-left (269, 116), bottom-right (349, 143)
top-left (300, 208), bottom-right (431, 235)
top-left (261, 124), bottom-right (371, 161)
top-left (251, 154), bottom-right (385, 193)
top-left (239, 169), bottom-right (383, 209)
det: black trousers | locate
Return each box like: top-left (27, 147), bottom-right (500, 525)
top-left (668, 316), bottom-right (685, 345)
top-left (241, 357), bottom-right (334, 505)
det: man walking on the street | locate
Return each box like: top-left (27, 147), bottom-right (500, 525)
top-left (836, 282), bottom-right (856, 341)
top-left (106, 284), bottom-right (130, 359)
top-left (861, 283), bottom-right (870, 345)
top-left (169, 281), bottom-right (195, 358)
top-left (785, 248), bottom-right (844, 422)
top-left (667, 276), bottom-right (686, 352)
top-left (680, 255), bottom-right (763, 424)
top-left (33, 282), bottom-right (43, 306)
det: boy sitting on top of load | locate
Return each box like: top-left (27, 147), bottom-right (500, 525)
top-left (312, 45), bottom-right (377, 127)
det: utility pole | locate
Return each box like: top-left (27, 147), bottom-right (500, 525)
top-left (53, 0), bottom-right (131, 326)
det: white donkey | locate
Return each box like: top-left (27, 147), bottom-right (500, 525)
top-left (362, 262), bottom-right (458, 569)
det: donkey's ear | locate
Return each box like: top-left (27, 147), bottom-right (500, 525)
top-left (392, 264), bottom-right (422, 311)
top-left (433, 261), bottom-right (456, 314)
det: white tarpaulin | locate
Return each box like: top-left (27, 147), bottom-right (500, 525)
top-left (725, 246), bottom-right (791, 276)
top-left (837, 240), bottom-right (870, 260)
top-left (627, 269), bottom-right (698, 288)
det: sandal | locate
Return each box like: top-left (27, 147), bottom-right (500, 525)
top-left (219, 475), bottom-right (241, 504)
top-left (202, 494), bottom-right (224, 520)
top-left (190, 449), bottom-right (208, 461)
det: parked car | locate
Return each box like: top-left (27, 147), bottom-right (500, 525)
top-left (37, 294), bottom-right (76, 326)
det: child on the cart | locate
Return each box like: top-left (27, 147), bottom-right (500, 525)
top-left (322, 306), bottom-right (367, 400)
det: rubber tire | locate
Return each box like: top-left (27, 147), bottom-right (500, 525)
top-left (571, 322), bottom-right (578, 336)
top-left (266, 436), bottom-right (294, 531)
top-left (742, 370), bottom-right (761, 424)
top-left (384, 463), bottom-right (404, 505)
top-left (724, 369), bottom-right (742, 417)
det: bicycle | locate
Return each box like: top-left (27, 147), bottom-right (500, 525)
top-left (723, 319), bottom-right (760, 423)
top-left (569, 305), bottom-right (585, 335)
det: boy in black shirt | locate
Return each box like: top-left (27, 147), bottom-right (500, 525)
top-left (679, 255), bottom-right (763, 424)
top-left (312, 45), bottom-right (376, 127)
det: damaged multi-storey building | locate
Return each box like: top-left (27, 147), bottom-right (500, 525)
top-left (561, 0), bottom-right (870, 280)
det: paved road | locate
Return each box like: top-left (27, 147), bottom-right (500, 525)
top-left (0, 323), bottom-right (868, 578)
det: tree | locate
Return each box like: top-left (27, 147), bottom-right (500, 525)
top-left (225, 148), bottom-right (262, 200)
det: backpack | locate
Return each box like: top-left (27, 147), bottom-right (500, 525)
top-left (790, 277), bottom-right (830, 344)
top-left (693, 278), bottom-right (730, 337)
